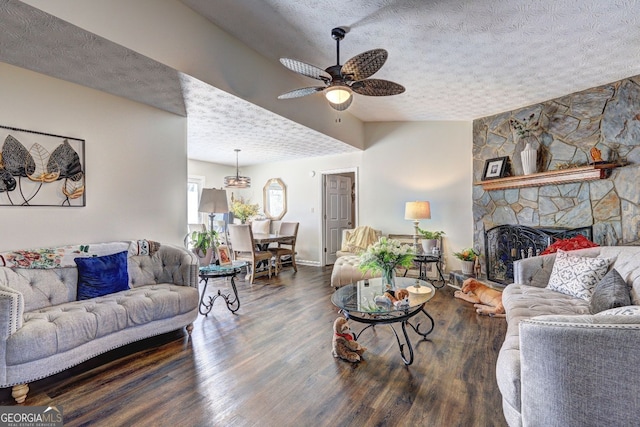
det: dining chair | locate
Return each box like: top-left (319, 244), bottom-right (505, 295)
top-left (228, 224), bottom-right (272, 284)
top-left (269, 222), bottom-right (299, 275)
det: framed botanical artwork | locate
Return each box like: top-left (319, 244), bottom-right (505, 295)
top-left (482, 157), bottom-right (509, 180)
top-left (0, 125), bottom-right (85, 206)
top-left (216, 245), bottom-right (232, 266)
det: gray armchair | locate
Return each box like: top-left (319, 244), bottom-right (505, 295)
top-left (519, 313), bottom-right (640, 427)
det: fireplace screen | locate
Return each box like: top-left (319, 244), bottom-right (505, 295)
top-left (484, 225), bottom-right (593, 285)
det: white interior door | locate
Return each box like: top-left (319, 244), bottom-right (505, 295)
top-left (324, 174), bottom-right (352, 265)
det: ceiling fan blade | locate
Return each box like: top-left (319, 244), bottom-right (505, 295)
top-left (341, 49), bottom-right (388, 81)
top-left (351, 79), bottom-right (405, 96)
top-left (278, 86), bottom-right (325, 99)
top-left (279, 58), bottom-right (331, 82)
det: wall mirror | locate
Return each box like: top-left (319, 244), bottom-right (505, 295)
top-left (263, 178), bottom-right (287, 220)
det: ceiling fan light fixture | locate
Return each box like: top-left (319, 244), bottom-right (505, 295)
top-left (278, 27), bottom-right (404, 111)
top-left (224, 149), bottom-right (251, 189)
top-left (325, 85), bottom-right (352, 105)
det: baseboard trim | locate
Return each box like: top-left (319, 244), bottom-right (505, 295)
top-left (297, 260), bottom-right (322, 267)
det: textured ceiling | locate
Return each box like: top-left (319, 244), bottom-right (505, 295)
top-left (181, 74), bottom-right (357, 165)
top-left (4, 1), bottom-right (640, 165)
top-left (0, 1), bottom-right (355, 166)
top-left (182, 0), bottom-right (640, 122)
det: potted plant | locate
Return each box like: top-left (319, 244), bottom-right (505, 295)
top-left (417, 228), bottom-right (445, 254)
top-left (453, 247), bottom-right (479, 275)
top-left (230, 197), bottom-right (260, 224)
top-left (359, 237), bottom-right (415, 291)
top-left (189, 230), bottom-right (219, 265)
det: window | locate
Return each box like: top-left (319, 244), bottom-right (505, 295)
top-left (187, 176), bottom-right (206, 226)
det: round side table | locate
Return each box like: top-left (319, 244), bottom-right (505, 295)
top-left (198, 261), bottom-right (247, 315)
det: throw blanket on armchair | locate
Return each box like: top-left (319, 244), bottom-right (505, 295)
top-left (341, 226), bottom-right (379, 255)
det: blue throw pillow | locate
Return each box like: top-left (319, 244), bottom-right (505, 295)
top-left (75, 251), bottom-right (129, 300)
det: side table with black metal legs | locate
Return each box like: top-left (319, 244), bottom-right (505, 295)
top-left (409, 254), bottom-right (446, 288)
top-left (198, 261), bottom-right (247, 315)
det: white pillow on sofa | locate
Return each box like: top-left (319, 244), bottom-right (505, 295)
top-left (595, 305), bottom-right (640, 316)
top-left (547, 249), bottom-right (611, 300)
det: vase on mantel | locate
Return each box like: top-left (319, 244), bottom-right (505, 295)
top-left (521, 141), bottom-right (537, 175)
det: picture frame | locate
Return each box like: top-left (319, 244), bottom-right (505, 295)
top-left (482, 156), bottom-right (509, 180)
top-left (0, 125), bottom-right (85, 206)
top-left (216, 245), bottom-right (232, 266)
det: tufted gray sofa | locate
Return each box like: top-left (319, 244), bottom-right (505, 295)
top-left (0, 243), bottom-right (199, 404)
top-left (497, 246), bottom-right (640, 427)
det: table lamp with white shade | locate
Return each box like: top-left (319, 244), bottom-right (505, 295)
top-left (198, 188), bottom-right (229, 236)
top-left (404, 201), bottom-right (431, 254)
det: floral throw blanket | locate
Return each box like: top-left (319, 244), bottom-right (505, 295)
top-left (0, 240), bottom-right (160, 269)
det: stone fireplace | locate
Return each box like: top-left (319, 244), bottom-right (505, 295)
top-left (472, 75), bottom-right (640, 274)
top-left (484, 224), bottom-right (592, 284)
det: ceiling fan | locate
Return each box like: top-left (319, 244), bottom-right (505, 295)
top-left (278, 27), bottom-right (405, 111)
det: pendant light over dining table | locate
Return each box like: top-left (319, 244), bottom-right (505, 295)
top-left (224, 149), bottom-right (251, 188)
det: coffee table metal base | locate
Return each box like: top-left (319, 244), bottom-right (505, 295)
top-left (344, 307), bottom-right (434, 365)
top-left (332, 277), bottom-right (436, 365)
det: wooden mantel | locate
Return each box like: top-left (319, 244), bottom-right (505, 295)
top-left (475, 163), bottom-right (618, 191)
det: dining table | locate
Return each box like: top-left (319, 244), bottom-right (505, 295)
top-left (252, 233), bottom-right (295, 246)
top-left (250, 233), bottom-right (295, 276)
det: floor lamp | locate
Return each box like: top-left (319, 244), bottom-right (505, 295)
top-left (404, 201), bottom-right (431, 254)
top-left (198, 188), bottom-right (230, 246)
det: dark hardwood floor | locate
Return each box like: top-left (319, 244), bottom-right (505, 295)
top-left (0, 265), bottom-right (508, 427)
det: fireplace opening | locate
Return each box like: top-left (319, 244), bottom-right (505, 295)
top-left (484, 224), bottom-right (593, 285)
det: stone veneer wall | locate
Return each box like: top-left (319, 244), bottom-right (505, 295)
top-left (473, 76), bottom-right (640, 265)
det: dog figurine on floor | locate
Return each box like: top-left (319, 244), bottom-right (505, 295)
top-left (454, 278), bottom-right (505, 317)
top-left (332, 317), bottom-right (367, 362)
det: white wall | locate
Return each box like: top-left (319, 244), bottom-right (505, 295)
top-left (362, 121), bottom-right (474, 271)
top-left (0, 62), bottom-right (187, 250)
top-left (188, 159), bottom-right (235, 188)
top-left (189, 121), bottom-right (474, 271)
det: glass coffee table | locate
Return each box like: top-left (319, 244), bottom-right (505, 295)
top-left (331, 277), bottom-right (436, 365)
top-left (198, 261), bottom-right (247, 315)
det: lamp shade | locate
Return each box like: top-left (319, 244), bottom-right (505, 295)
top-left (198, 188), bottom-right (229, 213)
top-left (404, 201), bottom-right (431, 220)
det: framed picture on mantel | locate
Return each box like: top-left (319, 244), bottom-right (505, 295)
top-left (482, 156), bottom-right (509, 180)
